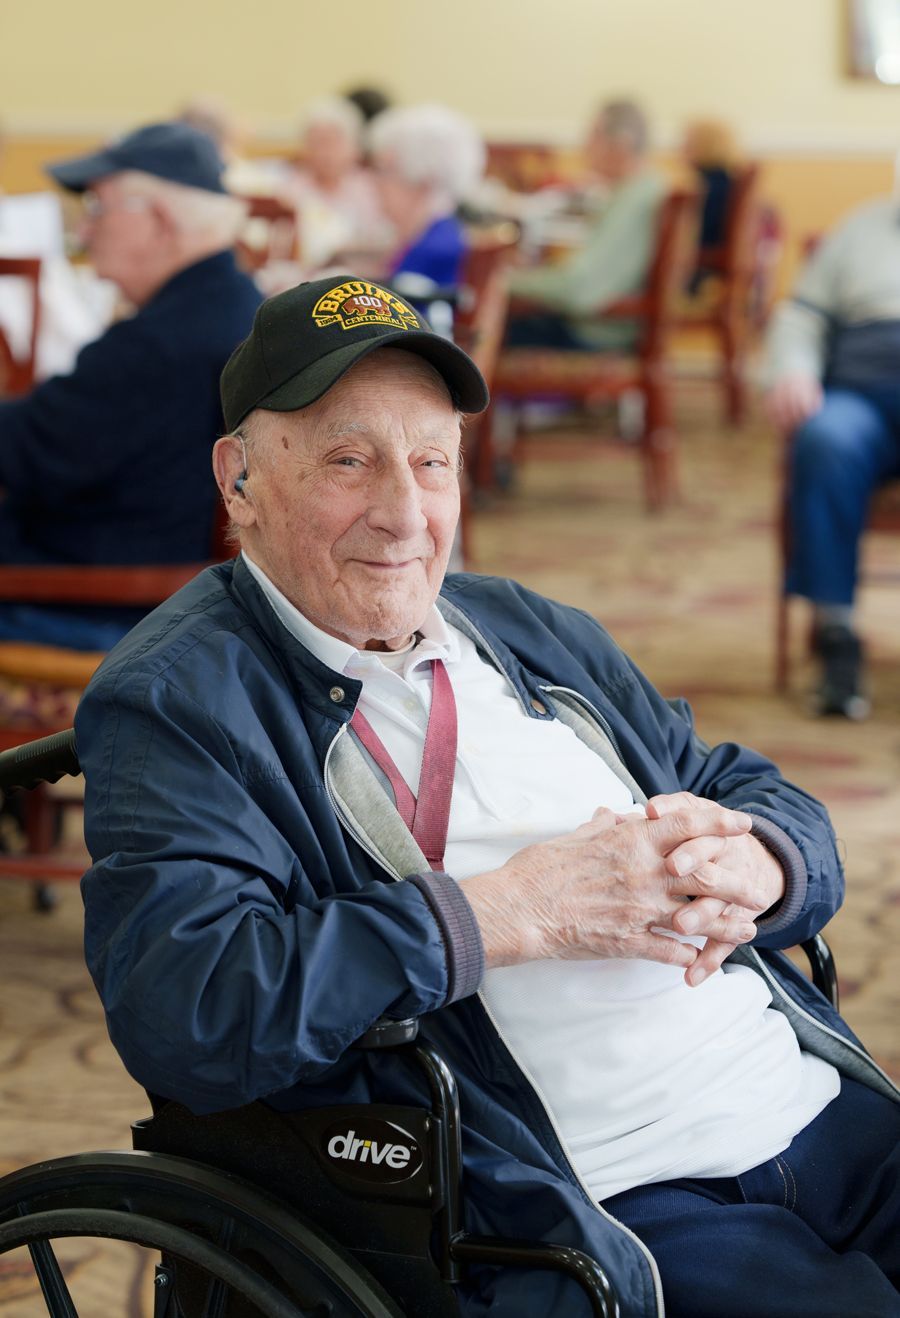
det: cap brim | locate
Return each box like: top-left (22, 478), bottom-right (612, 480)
top-left (46, 149), bottom-right (120, 193)
top-left (256, 331), bottom-right (490, 417)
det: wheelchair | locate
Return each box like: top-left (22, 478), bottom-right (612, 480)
top-left (0, 730), bottom-right (841, 1318)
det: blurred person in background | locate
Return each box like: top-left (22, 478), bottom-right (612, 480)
top-left (504, 98), bottom-right (665, 350)
top-left (178, 95), bottom-right (244, 165)
top-left (286, 97), bottom-right (387, 269)
top-left (682, 117), bottom-right (739, 295)
top-left (0, 121), bottom-right (261, 649)
top-left (764, 190), bottom-right (900, 719)
top-left (369, 103), bottom-right (485, 296)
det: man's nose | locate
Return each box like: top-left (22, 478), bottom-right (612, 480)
top-left (366, 465), bottom-right (429, 539)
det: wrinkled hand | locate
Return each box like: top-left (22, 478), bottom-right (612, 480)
top-left (646, 792), bottom-right (786, 986)
top-left (765, 373), bottom-right (823, 433)
top-left (462, 802), bottom-right (757, 974)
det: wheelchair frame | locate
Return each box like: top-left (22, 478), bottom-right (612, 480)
top-left (0, 729), bottom-right (840, 1318)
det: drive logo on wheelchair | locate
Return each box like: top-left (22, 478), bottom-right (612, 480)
top-left (322, 1117), bottom-right (423, 1184)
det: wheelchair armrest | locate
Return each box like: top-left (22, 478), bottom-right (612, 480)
top-left (355, 1017), bottom-right (420, 1049)
top-left (799, 932), bottom-right (839, 1010)
top-left (0, 727), bottom-right (79, 791)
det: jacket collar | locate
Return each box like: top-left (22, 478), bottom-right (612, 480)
top-left (227, 556), bottom-right (549, 722)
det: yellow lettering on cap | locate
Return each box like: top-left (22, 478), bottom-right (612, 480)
top-left (311, 281), bottom-right (420, 332)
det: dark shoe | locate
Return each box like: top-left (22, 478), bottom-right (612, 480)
top-left (812, 623), bottom-right (871, 720)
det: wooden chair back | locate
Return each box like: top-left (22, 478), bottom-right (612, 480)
top-left (236, 195), bottom-right (299, 270)
top-left (454, 227), bottom-right (517, 371)
top-left (0, 497), bottom-right (236, 894)
top-left (453, 233), bottom-right (516, 554)
top-left (0, 256), bottom-right (42, 397)
top-left (630, 189), bottom-right (698, 362)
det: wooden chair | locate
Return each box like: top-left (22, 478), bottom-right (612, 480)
top-left (452, 231), bottom-right (516, 561)
top-left (490, 190), bottom-right (696, 511)
top-left (236, 195), bottom-right (299, 271)
top-left (0, 504), bottom-right (233, 899)
top-left (0, 256), bottom-right (42, 397)
top-left (774, 435), bottom-right (900, 691)
top-left (676, 165), bottom-right (770, 426)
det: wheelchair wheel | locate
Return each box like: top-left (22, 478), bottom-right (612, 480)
top-left (0, 1151), bottom-right (404, 1318)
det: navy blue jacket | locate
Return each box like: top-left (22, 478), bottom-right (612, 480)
top-left (76, 559), bottom-right (899, 1317)
top-left (0, 252), bottom-right (259, 565)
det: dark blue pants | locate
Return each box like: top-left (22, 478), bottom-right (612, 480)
top-left (787, 385), bottom-right (900, 605)
top-left (503, 312), bottom-right (590, 350)
top-left (603, 1077), bottom-right (900, 1316)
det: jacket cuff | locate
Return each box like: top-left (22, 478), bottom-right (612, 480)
top-left (408, 871), bottom-right (485, 1004)
top-left (749, 814), bottom-right (808, 935)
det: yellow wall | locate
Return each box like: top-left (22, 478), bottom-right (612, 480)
top-left (2, 0), bottom-right (899, 292)
top-left (1, 0), bottom-right (898, 148)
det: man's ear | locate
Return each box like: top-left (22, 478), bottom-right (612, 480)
top-left (152, 197), bottom-right (180, 243)
top-left (212, 436), bottom-right (256, 528)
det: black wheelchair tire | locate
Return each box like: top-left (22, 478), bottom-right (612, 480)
top-left (0, 1207), bottom-right (300, 1317)
top-left (0, 1152), bottom-right (404, 1318)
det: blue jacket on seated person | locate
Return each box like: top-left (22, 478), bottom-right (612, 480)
top-left (75, 559), bottom-right (899, 1318)
top-left (0, 249), bottom-right (260, 650)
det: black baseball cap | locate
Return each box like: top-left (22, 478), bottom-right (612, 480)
top-left (46, 122), bottom-right (227, 195)
top-left (220, 275), bottom-right (489, 432)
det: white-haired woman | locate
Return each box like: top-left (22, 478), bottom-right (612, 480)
top-left (288, 97), bottom-right (387, 267)
top-left (369, 103), bottom-right (485, 290)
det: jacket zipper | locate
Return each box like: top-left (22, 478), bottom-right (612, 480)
top-left (476, 990), bottom-right (665, 1316)
top-left (324, 716), bottom-right (665, 1315)
top-left (322, 647), bottom-right (896, 1313)
top-left (542, 688), bottom-right (900, 1101)
top-left (323, 723), bottom-right (404, 881)
top-left (540, 683), bottom-right (628, 764)
top-left (745, 946), bottom-right (900, 1098)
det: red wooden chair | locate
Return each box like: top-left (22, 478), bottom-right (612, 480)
top-left (0, 504), bottom-right (233, 901)
top-left (676, 164), bottom-right (772, 426)
top-left (236, 195), bottom-right (299, 271)
top-left (490, 190), bottom-right (696, 511)
top-left (452, 230), bottom-right (516, 562)
top-left (0, 256), bottom-right (42, 397)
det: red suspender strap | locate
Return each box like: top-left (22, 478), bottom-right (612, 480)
top-left (349, 658), bottom-right (457, 870)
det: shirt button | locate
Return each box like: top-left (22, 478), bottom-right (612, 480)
top-left (531, 698), bottom-right (547, 715)
top-left (329, 686), bottom-right (345, 703)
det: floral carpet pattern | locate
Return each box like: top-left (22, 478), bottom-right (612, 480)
top-left (0, 388), bottom-right (897, 1312)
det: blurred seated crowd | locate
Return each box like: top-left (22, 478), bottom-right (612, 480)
top-left (0, 83), bottom-right (895, 723)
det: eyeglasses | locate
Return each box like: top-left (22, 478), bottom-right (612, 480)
top-left (82, 191), bottom-right (151, 220)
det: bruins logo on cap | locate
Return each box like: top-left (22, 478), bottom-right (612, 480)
top-left (312, 280), bottom-right (420, 333)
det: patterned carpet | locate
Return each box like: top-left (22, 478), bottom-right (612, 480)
top-left (0, 383), bottom-right (897, 1312)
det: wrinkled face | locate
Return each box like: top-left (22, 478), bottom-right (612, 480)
top-left (79, 175), bottom-right (161, 289)
top-left (225, 350), bottom-right (462, 650)
top-left (586, 121), bottom-right (631, 182)
top-left (304, 122), bottom-right (359, 186)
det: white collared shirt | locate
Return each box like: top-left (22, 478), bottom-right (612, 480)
top-left (243, 552), bottom-right (838, 1201)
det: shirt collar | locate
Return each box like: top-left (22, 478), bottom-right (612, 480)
top-left (241, 550), bottom-right (458, 677)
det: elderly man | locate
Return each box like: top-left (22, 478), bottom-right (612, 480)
top-left (77, 276), bottom-right (900, 1318)
top-left (505, 99), bottom-right (666, 350)
top-left (0, 121), bottom-right (261, 649)
top-left (765, 194), bottom-right (900, 719)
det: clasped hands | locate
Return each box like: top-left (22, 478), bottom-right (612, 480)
top-left (464, 792), bottom-right (786, 986)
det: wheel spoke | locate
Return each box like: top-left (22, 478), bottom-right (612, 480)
top-left (28, 1239), bottom-right (79, 1318)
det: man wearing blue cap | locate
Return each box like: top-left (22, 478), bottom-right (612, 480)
top-left (0, 121), bottom-right (261, 649)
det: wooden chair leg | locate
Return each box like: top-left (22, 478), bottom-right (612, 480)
top-left (642, 375), bottom-right (678, 511)
top-left (23, 785), bottom-right (59, 854)
top-left (471, 403), bottom-right (498, 493)
top-left (719, 318), bottom-right (747, 427)
top-left (775, 593), bottom-right (790, 692)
